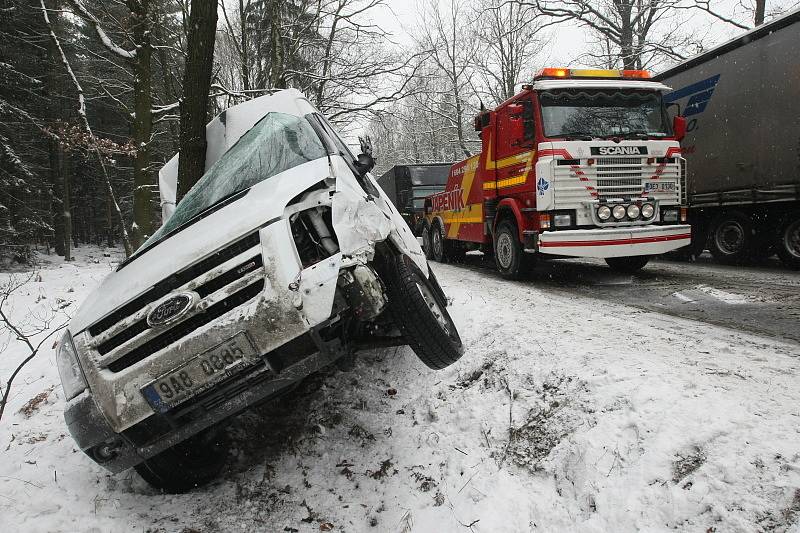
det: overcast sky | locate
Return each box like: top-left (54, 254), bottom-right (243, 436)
top-left (370, 0), bottom-right (798, 75)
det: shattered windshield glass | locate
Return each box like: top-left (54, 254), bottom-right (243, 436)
top-left (138, 112), bottom-right (327, 253)
top-left (540, 90), bottom-right (669, 138)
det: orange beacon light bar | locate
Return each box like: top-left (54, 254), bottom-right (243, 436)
top-left (535, 68), bottom-right (652, 79)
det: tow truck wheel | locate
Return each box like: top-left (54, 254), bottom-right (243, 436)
top-left (134, 427), bottom-right (228, 493)
top-left (777, 213), bottom-right (800, 269)
top-left (605, 256), bottom-right (650, 273)
top-left (383, 255), bottom-right (464, 369)
top-left (494, 220), bottom-right (530, 279)
top-left (709, 211), bottom-right (755, 264)
top-left (430, 220), bottom-right (447, 263)
top-left (421, 222), bottom-right (433, 260)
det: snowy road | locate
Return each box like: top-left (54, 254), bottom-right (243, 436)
top-left (1, 249), bottom-right (799, 532)
top-left (455, 253), bottom-right (800, 346)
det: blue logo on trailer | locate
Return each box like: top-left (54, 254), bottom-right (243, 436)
top-left (537, 177), bottom-right (549, 195)
top-left (663, 74), bottom-right (721, 116)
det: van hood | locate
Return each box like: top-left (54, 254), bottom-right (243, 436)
top-left (70, 157), bottom-right (330, 334)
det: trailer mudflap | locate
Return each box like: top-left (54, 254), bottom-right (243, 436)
top-left (538, 224), bottom-right (691, 258)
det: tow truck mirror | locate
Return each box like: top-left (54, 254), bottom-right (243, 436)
top-left (672, 115), bottom-right (687, 142)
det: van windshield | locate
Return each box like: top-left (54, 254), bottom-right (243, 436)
top-left (137, 112), bottom-right (327, 255)
top-left (539, 90), bottom-right (669, 139)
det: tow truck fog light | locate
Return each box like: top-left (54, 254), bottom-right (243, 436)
top-left (553, 214), bottom-right (572, 227)
top-left (612, 205), bottom-right (627, 220)
top-left (641, 203), bottom-right (655, 219)
top-left (627, 204), bottom-right (641, 219)
top-left (597, 205), bottom-right (612, 221)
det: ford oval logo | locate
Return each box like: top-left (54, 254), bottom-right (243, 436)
top-left (147, 292), bottom-right (197, 327)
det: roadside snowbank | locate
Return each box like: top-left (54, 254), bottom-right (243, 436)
top-left (1, 252), bottom-right (798, 532)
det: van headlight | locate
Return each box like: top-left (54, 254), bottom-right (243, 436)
top-left (56, 331), bottom-right (87, 400)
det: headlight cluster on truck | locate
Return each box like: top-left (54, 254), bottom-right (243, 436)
top-left (598, 202), bottom-right (656, 222)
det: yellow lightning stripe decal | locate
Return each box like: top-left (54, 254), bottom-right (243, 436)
top-left (447, 155), bottom-right (481, 238)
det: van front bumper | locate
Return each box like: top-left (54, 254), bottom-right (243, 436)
top-left (65, 330), bottom-right (343, 473)
top-left (537, 224), bottom-right (691, 258)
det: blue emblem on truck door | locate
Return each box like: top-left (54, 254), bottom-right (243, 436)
top-left (537, 177), bottom-right (549, 196)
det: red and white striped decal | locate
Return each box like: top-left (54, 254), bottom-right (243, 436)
top-left (571, 165), bottom-right (598, 198)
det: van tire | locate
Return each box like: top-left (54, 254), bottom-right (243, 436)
top-left (383, 255), bottom-right (463, 369)
top-left (134, 427), bottom-right (228, 493)
top-left (777, 212), bottom-right (800, 269)
top-left (493, 220), bottom-right (530, 279)
top-left (605, 256), bottom-right (650, 272)
top-left (709, 211), bottom-right (755, 264)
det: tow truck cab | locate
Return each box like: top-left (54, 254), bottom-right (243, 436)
top-left (423, 68), bottom-right (692, 277)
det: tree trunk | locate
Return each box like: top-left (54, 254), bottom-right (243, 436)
top-left (177, 0), bottom-right (219, 201)
top-left (755, 0), bottom-right (766, 25)
top-left (60, 145), bottom-right (71, 262)
top-left (130, 0), bottom-right (153, 248)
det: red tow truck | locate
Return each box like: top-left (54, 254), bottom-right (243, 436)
top-left (421, 68), bottom-right (692, 278)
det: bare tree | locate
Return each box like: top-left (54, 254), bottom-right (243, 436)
top-left (41, 0), bottom-right (133, 255)
top-left (415, 0), bottom-right (480, 158)
top-left (687, 0), bottom-right (799, 29)
top-left (67, 0), bottom-right (155, 249)
top-left (474, 0), bottom-right (549, 104)
top-left (0, 273), bottom-right (68, 422)
top-left (512, 0), bottom-right (702, 70)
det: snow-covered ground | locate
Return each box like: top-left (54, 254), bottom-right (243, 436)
top-left (2, 249), bottom-right (799, 532)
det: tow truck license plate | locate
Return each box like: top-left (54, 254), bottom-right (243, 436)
top-left (644, 182), bottom-right (676, 192)
top-left (141, 332), bottom-right (256, 413)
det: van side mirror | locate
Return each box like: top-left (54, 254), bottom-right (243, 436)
top-left (355, 135), bottom-right (375, 176)
top-left (672, 116), bottom-right (687, 142)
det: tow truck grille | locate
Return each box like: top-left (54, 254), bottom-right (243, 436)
top-left (595, 157), bottom-right (645, 199)
top-left (87, 231), bottom-right (266, 373)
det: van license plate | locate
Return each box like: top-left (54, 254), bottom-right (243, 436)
top-left (141, 332), bottom-right (256, 413)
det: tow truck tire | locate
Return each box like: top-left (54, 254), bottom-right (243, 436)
top-left (134, 427), bottom-right (228, 493)
top-left (494, 220), bottom-right (530, 279)
top-left (777, 213), bottom-right (800, 269)
top-left (421, 222), bottom-right (433, 260)
top-left (605, 256), bottom-right (650, 272)
top-left (430, 220), bottom-right (447, 263)
top-left (384, 255), bottom-right (464, 369)
top-left (709, 211), bottom-right (755, 264)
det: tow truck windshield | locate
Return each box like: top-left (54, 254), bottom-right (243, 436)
top-left (540, 89), bottom-right (669, 139)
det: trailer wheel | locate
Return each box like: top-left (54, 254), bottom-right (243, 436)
top-left (605, 256), bottom-right (650, 272)
top-left (709, 211), bottom-right (755, 264)
top-left (494, 220), bottom-right (531, 279)
top-left (430, 220), bottom-right (447, 263)
top-left (134, 427), bottom-right (228, 493)
top-left (777, 213), bottom-right (800, 269)
top-left (383, 255), bottom-right (464, 369)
